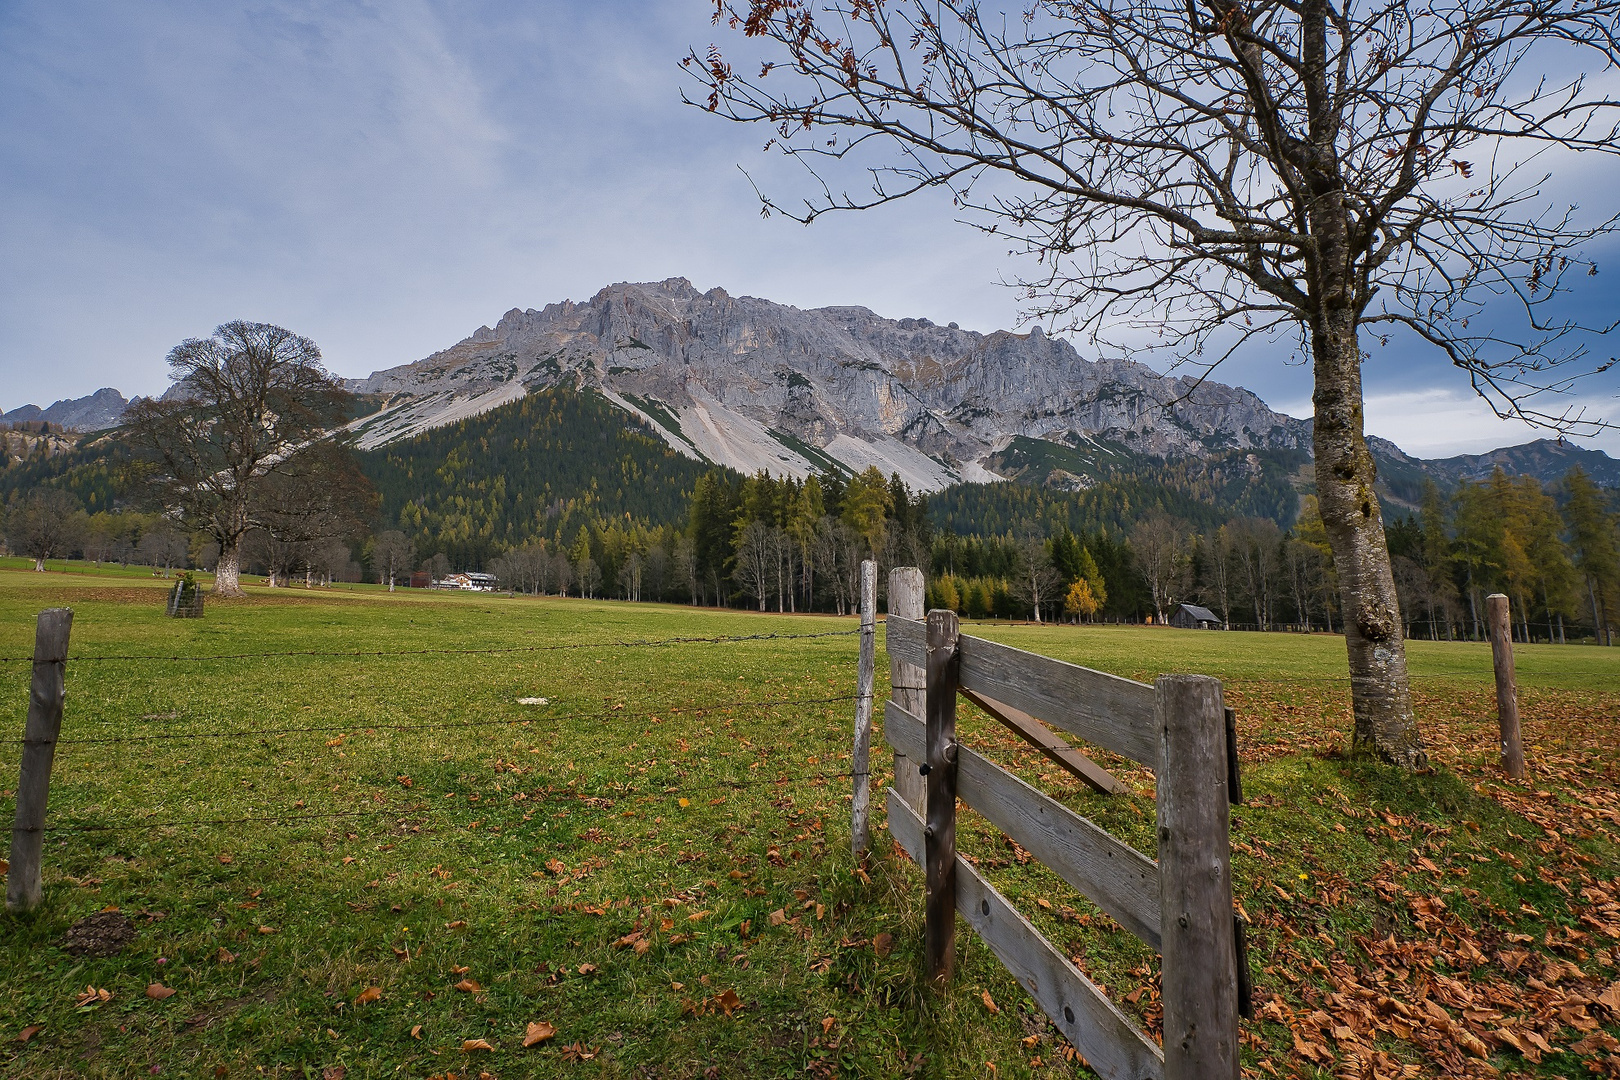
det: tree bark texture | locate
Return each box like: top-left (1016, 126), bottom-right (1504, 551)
top-left (214, 539), bottom-right (244, 597)
top-left (1311, 309), bottom-right (1425, 767)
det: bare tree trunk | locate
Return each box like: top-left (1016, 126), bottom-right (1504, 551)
top-left (214, 538), bottom-right (244, 597)
top-left (33, 556), bottom-right (45, 572)
top-left (1311, 308), bottom-right (1426, 767)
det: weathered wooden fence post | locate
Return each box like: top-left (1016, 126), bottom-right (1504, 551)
top-left (851, 559), bottom-right (877, 857)
top-left (888, 567), bottom-right (926, 810)
top-left (1156, 674), bottom-right (1239, 1080)
top-left (924, 608), bottom-right (960, 986)
top-left (8, 607), bottom-right (73, 913)
top-left (1486, 593), bottom-right (1526, 779)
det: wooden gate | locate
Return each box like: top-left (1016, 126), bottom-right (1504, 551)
top-left (884, 611), bottom-right (1247, 1080)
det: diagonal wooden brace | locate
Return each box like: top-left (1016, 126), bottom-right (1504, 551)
top-left (961, 687), bottom-right (1129, 795)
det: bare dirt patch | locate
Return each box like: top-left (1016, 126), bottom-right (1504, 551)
top-left (59, 911), bottom-right (135, 957)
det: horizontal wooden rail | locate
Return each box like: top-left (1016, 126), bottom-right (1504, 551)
top-left (885, 618), bottom-right (1156, 766)
top-left (887, 789), bottom-right (1165, 1080)
top-left (885, 700), bottom-right (1161, 949)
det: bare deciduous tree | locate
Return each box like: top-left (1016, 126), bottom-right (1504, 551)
top-left (1132, 512), bottom-right (1191, 622)
top-left (5, 488), bottom-right (85, 571)
top-left (1015, 533), bottom-right (1064, 622)
top-left (123, 321), bottom-right (365, 598)
top-left (368, 530), bottom-right (417, 592)
top-left (694, 0), bottom-right (1620, 765)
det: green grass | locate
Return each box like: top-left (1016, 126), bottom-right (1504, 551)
top-left (0, 563), bottom-right (1616, 1079)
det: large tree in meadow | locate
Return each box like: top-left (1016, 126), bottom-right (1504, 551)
top-left (123, 321), bottom-right (366, 597)
top-left (692, 0), bottom-right (1620, 765)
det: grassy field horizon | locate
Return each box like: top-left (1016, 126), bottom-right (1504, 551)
top-left (0, 563), bottom-right (1616, 1078)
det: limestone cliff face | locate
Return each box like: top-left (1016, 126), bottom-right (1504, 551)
top-left (349, 277), bottom-right (1309, 490)
top-left (1, 388), bottom-right (130, 432)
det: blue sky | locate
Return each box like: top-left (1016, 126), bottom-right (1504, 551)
top-left (2, 1), bottom-right (1617, 457)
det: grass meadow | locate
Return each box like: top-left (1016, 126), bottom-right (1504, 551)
top-left (0, 560), bottom-right (1616, 1079)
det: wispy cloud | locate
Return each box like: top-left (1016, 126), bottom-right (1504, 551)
top-left (1, 0), bottom-right (1615, 467)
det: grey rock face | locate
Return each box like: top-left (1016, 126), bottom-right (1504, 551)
top-left (1, 388), bottom-right (129, 431)
top-left (348, 278), bottom-right (1309, 490)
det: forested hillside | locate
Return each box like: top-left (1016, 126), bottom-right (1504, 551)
top-left (357, 387), bottom-right (723, 571)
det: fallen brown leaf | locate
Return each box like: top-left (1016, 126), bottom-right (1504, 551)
top-left (410, 1024), bottom-right (422, 1040)
top-left (454, 979), bottom-right (483, 993)
top-left (873, 932), bottom-right (894, 957)
top-left (145, 984), bottom-right (176, 1000)
top-left (16, 1025), bottom-right (42, 1043)
top-left (73, 986), bottom-right (111, 1008)
top-left (982, 990), bottom-right (999, 1014)
top-left (354, 986), bottom-right (381, 1006)
top-left (577, 963), bottom-right (597, 976)
top-left (524, 1020), bottom-right (557, 1047)
top-left (462, 1038), bottom-right (495, 1052)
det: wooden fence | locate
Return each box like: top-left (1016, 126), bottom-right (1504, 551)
top-left (881, 607), bottom-right (1248, 1080)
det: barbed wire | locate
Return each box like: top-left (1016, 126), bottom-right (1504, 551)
top-left (41, 693), bottom-right (862, 746)
top-left (0, 628), bottom-right (861, 664)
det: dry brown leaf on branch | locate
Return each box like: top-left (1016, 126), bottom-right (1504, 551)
top-left (524, 1020), bottom-right (557, 1047)
top-left (145, 984), bottom-right (176, 1000)
top-left (354, 987), bottom-right (381, 1005)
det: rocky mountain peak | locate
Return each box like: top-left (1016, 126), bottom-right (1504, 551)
top-left (346, 278), bottom-right (1310, 491)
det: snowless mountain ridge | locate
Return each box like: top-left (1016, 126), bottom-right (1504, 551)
top-left (346, 277), bottom-right (1311, 491)
top-left (9, 278), bottom-right (1617, 492)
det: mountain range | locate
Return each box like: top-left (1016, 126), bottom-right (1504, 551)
top-left (1, 388), bottom-right (130, 433)
top-left (5, 278), bottom-right (1617, 507)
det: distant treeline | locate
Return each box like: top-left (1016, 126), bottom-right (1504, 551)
top-left (3, 383), bottom-right (1618, 641)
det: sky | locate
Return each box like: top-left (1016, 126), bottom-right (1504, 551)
top-left (2, 0), bottom-right (1618, 458)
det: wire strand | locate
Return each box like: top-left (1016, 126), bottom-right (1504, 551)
top-left (0, 628), bottom-right (861, 664)
top-left (43, 767), bottom-right (869, 834)
top-left (42, 694), bottom-right (862, 746)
